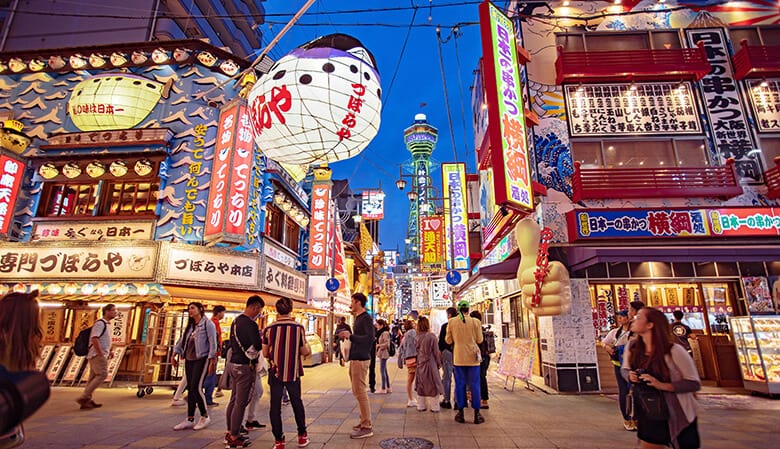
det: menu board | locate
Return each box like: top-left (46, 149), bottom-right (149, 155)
top-left (46, 345), bottom-right (71, 382)
top-left (743, 276), bottom-right (774, 315)
top-left (497, 338), bottom-right (536, 381)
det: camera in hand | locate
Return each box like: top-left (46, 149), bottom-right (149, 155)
top-left (0, 366), bottom-right (51, 448)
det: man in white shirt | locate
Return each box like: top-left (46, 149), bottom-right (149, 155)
top-left (77, 304), bottom-right (117, 410)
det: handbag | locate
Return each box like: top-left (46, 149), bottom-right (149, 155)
top-left (231, 321), bottom-right (260, 361)
top-left (630, 383), bottom-right (669, 420)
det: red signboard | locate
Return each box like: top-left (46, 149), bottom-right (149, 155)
top-left (224, 105), bottom-right (253, 236)
top-left (205, 102), bottom-right (239, 240)
top-left (307, 182), bottom-right (332, 273)
top-left (0, 155), bottom-right (24, 235)
top-left (420, 215), bottom-right (444, 271)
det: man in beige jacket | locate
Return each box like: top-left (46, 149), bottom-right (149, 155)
top-left (445, 300), bottom-right (484, 425)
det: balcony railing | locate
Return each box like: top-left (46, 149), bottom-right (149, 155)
top-left (556, 44), bottom-right (711, 85)
top-left (572, 160), bottom-right (743, 202)
top-left (733, 40), bottom-right (780, 80)
top-left (764, 157), bottom-right (780, 200)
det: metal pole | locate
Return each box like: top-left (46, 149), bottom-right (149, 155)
top-left (328, 196), bottom-right (338, 362)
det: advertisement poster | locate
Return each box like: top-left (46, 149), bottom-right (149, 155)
top-left (743, 276), bottom-right (774, 314)
top-left (497, 338), bottom-right (536, 381)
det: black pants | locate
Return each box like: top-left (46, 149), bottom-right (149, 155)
top-left (479, 354), bottom-right (490, 401)
top-left (184, 357), bottom-right (208, 418)
top-left (268, 373), bottom-right (306, 441)
top-left (368, 345), bottom-right (376, 391)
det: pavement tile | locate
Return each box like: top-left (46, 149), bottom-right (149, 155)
top-left (128, 436), bottom-right (180, 447)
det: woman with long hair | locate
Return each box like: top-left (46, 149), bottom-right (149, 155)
top-left (414, 316), bottom-right (443, 412)
top-left (0, 290), bottom-right (43, 371)
top-left (171, 302), bottom-right (218, 431)
top-left (398, 319), bottom-right (418, 407)
top-left (375, 319), bottom-right (391, 394)
top-left (623, 307), bottom-right (701, 449)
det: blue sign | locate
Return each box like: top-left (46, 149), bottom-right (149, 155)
top-left (325, 277), bottom-right (340, 292)
top-left (446, 270), bottom-right (462, 286)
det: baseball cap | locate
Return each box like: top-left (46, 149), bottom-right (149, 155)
top-left (457, 299), bottom-right (469, 309)
top-left (616, 310), bottom-right (628, 317)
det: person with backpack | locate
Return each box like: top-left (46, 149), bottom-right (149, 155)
top-left (470, 311), bottom-right (491, 410)
top-left (77, 304), bottom-right (117, 410)
top-left (446, 300), bottom-right (484, 425)
top-left (438, 307), bottom-right (456, 409)
top-left (375, 319), bottom-right (391, 394)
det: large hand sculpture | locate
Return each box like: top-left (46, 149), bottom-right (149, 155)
top-left (515, 217), bottom-right (571, 316)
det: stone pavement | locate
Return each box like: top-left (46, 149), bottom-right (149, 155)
top-left (21, 361), bottom-right (780, 449)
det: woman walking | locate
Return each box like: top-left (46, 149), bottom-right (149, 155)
top-left (414, 317), bottom-right (443, 412)
top-left (623, 307), bottom-right (701, 449)
top-left (171, 302), bottom-right (218, 431)
top-left (375, 319), bottom-right (392, 394)
top-left (398, 319), bottom-right (418, 407)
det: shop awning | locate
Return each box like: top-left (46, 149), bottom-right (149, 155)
top-left (457, 254), bottom-right (520, 292)
top-left (164, 285), bottom-right (268, 307)
top-left (568, 244), bottom-right (780, 271)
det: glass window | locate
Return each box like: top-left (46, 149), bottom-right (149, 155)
top-left (40, 183), bottom-right (98, 217)
top-left (572, 141), bottom-right (603, 168)
top-left (556, 34), bottom-right (584, 51)
top-left (759, 137), bottom-right (780, 167)
top-left (265, 204), bottom-right (284, 242)
top-left (603, 140), bottom-right (675, 168)
top-left (729, 28), bottom-right (760, 47)
top-left (587, 33), bottom-right (648, 51)
top-left (106, 182), bottom-right (159, 215)
top-left (650, 31), bottom-right (681, 49)
top-left (759, 26), bottom-right (780, 45)
top-left (284, 217), bottom-right (300, 253)
top-left (674, 140), bottom-right (709, 166)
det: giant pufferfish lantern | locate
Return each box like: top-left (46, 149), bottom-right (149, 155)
top-left (248, 34), bottom-right (382, 165)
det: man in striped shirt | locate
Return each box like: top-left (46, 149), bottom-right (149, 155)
top-left (262, 297), bottom-right (311, 449)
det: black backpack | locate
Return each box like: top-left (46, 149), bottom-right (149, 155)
top-left (74, 320), bottom-right (107, 356)
top-left (483, 329), bottom-right (497, 354)
top-left (388, 339), bottom-right (396, 357)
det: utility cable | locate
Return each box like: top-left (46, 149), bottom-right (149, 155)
top-left (435, 26), bottom-right (458, 164)
top-left (451, 25), bottom-right (471, 167)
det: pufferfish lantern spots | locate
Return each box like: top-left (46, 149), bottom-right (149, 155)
top-left (248, 34), bottom-right (382, 165)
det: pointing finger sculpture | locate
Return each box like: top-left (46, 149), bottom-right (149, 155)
top-left (515, 217), bottom-right (571, 316)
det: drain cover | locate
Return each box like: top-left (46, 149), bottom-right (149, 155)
top-left (379, 438), bottom-right (435, 449)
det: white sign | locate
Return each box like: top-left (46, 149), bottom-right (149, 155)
top-left (746, 78), bottom-right (780, 132)
top-left (46, 345), bottom-right (71, 381)
top-left (430, 279), bottom-right (451, 308)
top-left (105, 346), bottom-right (126, 384)
top-left (162, 244), bottom-right (259, 289)
top-left (261, 258), bottom-right (307, 301)
top-left (111, 309), bottom-right (129, 345)
top-left (33, 220), bottom-right (155, 241)
top-left (0, 242), bottom-right (157, 281)
top-left (411, 277), bottom-right (429, 310)
top-left (36, 344), bottom-right (55, 371)
top-left (685, 28), bottom-right (761, 182)
top-left (361, 190), bottom-right (385, 219)
top-left (565, 82), bottom-right (700, 136)
top-left (62, 355), bottom-right (86, 382)
top-left (264, 239), bottom-right (298, 269)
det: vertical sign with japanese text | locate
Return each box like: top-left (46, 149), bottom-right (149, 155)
top-left (224, 104), bottom-right (254, 237)
top-left (307, 182), bottom-right (331, 273)
top-left (746, 78), bottom-right (780, 132)
top-left (479, 1), bottom-right (533, 211)
top-left (442, 163), bottom-right (470, 271)
top-left (205, 102), bottom-right (239, 240)
top-left (0, 155), bottom-right (25, 235)
top-left (685, 28), bottom-right (761, 183)
top-left (420, 215), bottom-right (444, 272)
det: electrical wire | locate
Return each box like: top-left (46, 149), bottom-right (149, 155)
top-left (382, 2), bottom-right (419, 108)
top-left (435, 26), bottom-right (458, 163)
top-left (451, 25), bottom-right (472, 167)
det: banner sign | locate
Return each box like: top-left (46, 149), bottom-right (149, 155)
top-left (161, 244), bottom-right (259, 288)
top-left (262, 258), bottom-right (307, 301)
top-left (33, 220), bottom-right (155, 241)
top-left (479, 1), bottom-right (533, 212)
top-left (307, 182), bottom-right (331, 273)
top-left (411, 277), bottom-right (429, 310)
top-left (263, 238), bottom-right (298, 269)
top-left (361, 190), bottom-right (385, 220)
top-left (442, 163), bottom-right (470, 271)
top-left (0, 154), bottom-right (24, 235)
top-left (685, 28), bottom-right (761, 183)
top-left (430, 279), bottom-right (451, 308)
top-left (567, 207), bottom-right (780, 241)
top-left (420, 215), bottom-right (444, 271)
top-left (746, 78), bottom-right (780, 132)
top-left (565, 82), bottom-right (700, 136)
top-left (0, 242), bottom-right (157, 281)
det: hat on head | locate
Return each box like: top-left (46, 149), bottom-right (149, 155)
top-left (616, 310), bottom-right (628, 317)
top-left (457, 299), bottom-right (469, 309)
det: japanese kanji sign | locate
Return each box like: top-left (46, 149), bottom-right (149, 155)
top-left (420, 215), bottom-right (444, 272)
top-left (565, 82), bottom-right (701, 136)
top-left (307, 182), bottom-right (331, 274)
top-left (442, 163), bottom-right (470, 271)
top-left (205, 100), bottom-right (253, 243)
top-left (685, 28), bottom-right (761, 183)
top-left (0, 243), bottom-right (157, 281)
top-left (361, 190), bottom-right (385, 220)
top-left (429, 279), bottom-right (451, 309)
top-left (479, 1), bottom-right (533, 211)
top-left (162, 244), bottom-right (259, 288)
top-left (261, 258), bottom-right (307, 301)
top-left (0, 154), bottom-right (24, 235)
top-left (567, 207), bottom-right (780, 241)
top-left (33, 220), bottom-right (154, 241)
top-left (746, 78), bottom-right (780, 133)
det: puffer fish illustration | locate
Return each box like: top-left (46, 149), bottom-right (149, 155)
top-left (67, 73), bottom-right (172, 131)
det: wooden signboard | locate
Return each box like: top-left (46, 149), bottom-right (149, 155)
top-left (61, 354), bottom-right (86, 384)
top-left (36, 344), bottom-right (56, 372)
top-left (40, 308), bottom-right (64, 343)
top-left (46, 345), bottom-right (71, 382)
top-left (105, 346), bottom-right (126, 386)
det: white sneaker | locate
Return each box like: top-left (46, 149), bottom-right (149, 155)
top-left (173, 419), bottom-right (195, 430)
top-left (375, 389), bottom-right (386, 394)
top-left (406, 400), bottom-right (417, 407)
top-left (170, 399), bottom-right (186, 406)
top-left (193, 416), bottom-right (211, 430)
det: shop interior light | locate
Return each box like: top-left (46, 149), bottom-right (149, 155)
top-left (38, 301), bottom-right (64, 308)
top-left (110, 52), bottom-right (128, 66)
top-left (563, 1), bottom-right (570, 5)
top-left (353, 214), bottom-right (362, 223)
top-left (760, 79), bottom-right (769, 87)
top-left (88, 302), bottom-right (132, 309)
top-left (407, 190), bottom-right (418, 201)
top-left (395, 178), bottom-right (406, 190)
top-left (677, 81), bottom-right (686, 90)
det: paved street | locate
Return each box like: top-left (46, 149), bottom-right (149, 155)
top-left (21, 361), bottom-right (780, 449)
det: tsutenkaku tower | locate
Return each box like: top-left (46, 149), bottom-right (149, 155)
top-left (403, 113), bottom-right (438, 264)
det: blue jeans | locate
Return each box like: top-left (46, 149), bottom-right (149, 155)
top-left (204, 373), bottom-right (218, 405)
top-left (454, 365), bottom-right (480, 411)
top-left (441, 350), bottom-right (453, 402)
top-left (379, 358), bottom-right (390, 390)
top-left (613, 364), bottom-right (630, 420)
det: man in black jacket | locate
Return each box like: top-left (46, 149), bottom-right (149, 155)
top-left (438, 307), bottom-right (457, 409)
top-left (337, 293), bottom-right (375, 439)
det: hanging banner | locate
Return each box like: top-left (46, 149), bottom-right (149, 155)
top-left (420, 215), bottom-right (444, 272)
top-left (685, 28), bottom-right (761, 183)
top-left (565, 82), bottom-right (701, 136)
top-left (361, 190), bottom-right (385, 220)
top-left (411, 276), bottom-right (429, 310)
top-left (306, 182), bottom-right (332, 274)
top-left (430, 279), bottom-right (451, 308)
top-left (442, 163), bottom-right (470, 271)
top-left (0, 154), bottom-right (25, 236)
top-left (746, 78), bottom-right (780, 132)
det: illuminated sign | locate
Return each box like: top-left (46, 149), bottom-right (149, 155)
top-left (161, 244), bottom-right (259, 289)
top-left (32, 220), bottom-right (155, 241)
top-left (261, 258), bottom-right (307, 301)
top-left (746, 78), bottom-right (780, 132)
top-left (67, 73), bottom-right (169, 131)
top-left (248, 34), bottom-right (382, 165)
top-left (420, 215), bottom-right (444, 272)
top-left (361, 189), bottom-right (385, 219)
top-left (205, 100), bottom-right (253, 244)
top-left (479, 1), bottom-right (533, 211)
top-left (430, 279), bottom-right (451, 308)
top-left (307, 182), bottom-right (332, 273)
top-left (567, 207), bottom-right (780, 241)
top-left (0, 155), bottom-right (25, 235)
top-left (442, 163), bottom-right (470, 271)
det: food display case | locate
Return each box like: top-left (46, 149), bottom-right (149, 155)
top-left (303, 333), bottom-right (324, 367)
top-left (730, 316), bottom-right (780, 395)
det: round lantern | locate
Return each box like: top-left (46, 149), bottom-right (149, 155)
top-left (248, 34), bottom-right (382, 165)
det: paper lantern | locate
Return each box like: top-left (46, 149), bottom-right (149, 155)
top-left (248, 34), bottom-right (382, 165)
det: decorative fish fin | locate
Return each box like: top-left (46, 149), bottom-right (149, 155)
top-left (161, 78), bottom-right (174, 99)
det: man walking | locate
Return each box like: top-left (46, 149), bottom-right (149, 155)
top-left (262, 297), bottom-right (311, 449)
top-left (445, 300), bottom-right (484, 425)
top-left (438, 307), bottom-right (456, 409)
top-left (225, 295), bottom-right (264, 448)
top-left (204, 305), bottom-right (225, 407)
top-left (77, 303), bottom-right (117, 409)
top-left (337, 293), bottom-right (375, 439)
